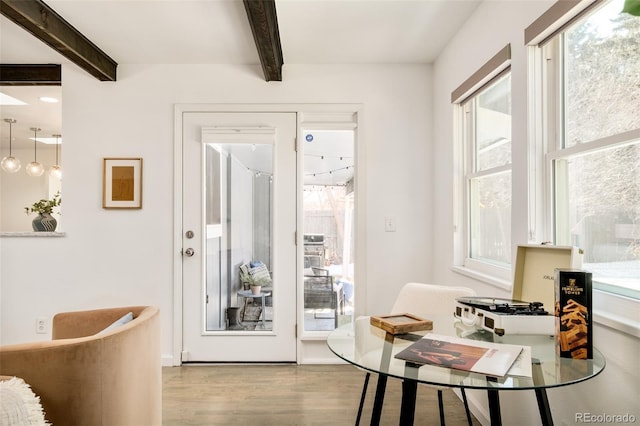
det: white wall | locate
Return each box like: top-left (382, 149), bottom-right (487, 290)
top-left (0, 63), bottom-right (432, 361)
top-left (431, 1), bottom-right (640, 424)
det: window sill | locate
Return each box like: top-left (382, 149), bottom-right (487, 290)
top-left (451, 265), bottom-right (512, 291)
top-left (0, 232), bottom-right (65, 237)
top-left (593, 290), bottom-right (640, 338)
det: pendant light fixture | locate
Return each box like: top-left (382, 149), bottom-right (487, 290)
top-left (49, 134), bottom-right (62, 179)
top-left (26, 127), bottom-right (45, 177)
top-left (1, 118), bottom-right (21, 173)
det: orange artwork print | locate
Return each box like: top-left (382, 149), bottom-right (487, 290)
top-left (111, 166), bottom-right (135, 201)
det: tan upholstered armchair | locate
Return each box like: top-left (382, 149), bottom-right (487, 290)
top-left (0, 306), bottom-right (161, 426)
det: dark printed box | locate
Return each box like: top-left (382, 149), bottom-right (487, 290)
top-left (555, 269), bottom-right (592, 359)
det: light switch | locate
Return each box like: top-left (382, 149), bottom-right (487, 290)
top-left (384, 216), bottom-right (396, 232)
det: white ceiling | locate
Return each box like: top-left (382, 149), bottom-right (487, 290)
top-left (1, 0), bottom-right (482, 65)
top-left (0, 0), bottom-right (481, 157)
top-left (0, 86), bottom-right (62, 150)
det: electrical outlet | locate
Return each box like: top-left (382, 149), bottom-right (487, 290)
top-left (36, 317), bottom-right (48, 334)
top-left (384, 216), bottom-right (397, 232)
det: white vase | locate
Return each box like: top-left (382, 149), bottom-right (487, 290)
top-left (250, 285), bottom-right (261, 295)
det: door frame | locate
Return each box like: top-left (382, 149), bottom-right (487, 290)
top-left (173, 103), bottom-right (365, 365)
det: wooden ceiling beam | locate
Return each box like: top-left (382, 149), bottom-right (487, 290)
top-left (0, 64), bottom-right (61, 85)
top-left (243, 0), bottom-right (284, 82)
top-left (0, 0), bottom-right (117, 81)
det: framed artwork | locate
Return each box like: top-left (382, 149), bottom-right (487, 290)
top-left (103, 158), bottom-right (143, 209)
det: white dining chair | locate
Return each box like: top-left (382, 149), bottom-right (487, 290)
top-left (356, 282), bottom-right (476, 426)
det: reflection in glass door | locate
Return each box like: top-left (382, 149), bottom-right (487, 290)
top-left (205, 142), bottom-right (274, 331)
top-left (302, 130), bottom-right (355, 331)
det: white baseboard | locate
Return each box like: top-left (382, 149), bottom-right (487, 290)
top-left (162, 354), bottom-right (175, 367)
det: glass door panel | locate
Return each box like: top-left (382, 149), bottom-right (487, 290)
top-left (302, 130), bottom-right (355, 331)
top-left (205, 142), bottom-right (274, 331)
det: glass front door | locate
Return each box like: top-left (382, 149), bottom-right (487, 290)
top-left (181, 112), bottom-right (297, 362)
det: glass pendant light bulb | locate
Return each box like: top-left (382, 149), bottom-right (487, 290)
top-left (49, 165), bottom-right (62, 179)
top-left (26, 161), bottom-right (45, 177)
top-left (49, 134), bottom-right (62, 179)
top-left (1, 118), bottom-right (21, 173)
top-left (1, 156), bottom-right (21, 172)
top-left (27, 127), bottom-right (44, 177)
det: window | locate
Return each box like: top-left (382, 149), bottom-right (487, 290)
top-left (536, 0), bottom-right (640, 299)
top-left (300, 123), bottom-right (357, 333)
top-left (453, 46), bottom-right (513, 283)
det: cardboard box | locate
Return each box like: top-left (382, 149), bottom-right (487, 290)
top-left (455, 244), bottom-right (583, 336)
top-left (555, 269), bottom-right (593, 359)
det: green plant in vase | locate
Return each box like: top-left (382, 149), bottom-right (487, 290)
top-left (247, 276), bottom-right (271, 294)
top-left (25, 191), bottom-right (61, 232)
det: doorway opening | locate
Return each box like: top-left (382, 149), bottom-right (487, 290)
top-left (175, 105), bottom-right (361, 364)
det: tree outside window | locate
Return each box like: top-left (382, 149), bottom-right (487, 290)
top-left (547, 0), bottom-right (639, 298)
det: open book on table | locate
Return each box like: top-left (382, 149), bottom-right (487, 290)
top-left (394, 333), bottom-right (531, 377)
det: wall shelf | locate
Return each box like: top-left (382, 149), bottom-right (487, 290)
top-left (0, 232), bottom-right (65, 237)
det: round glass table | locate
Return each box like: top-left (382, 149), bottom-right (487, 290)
top-left (327, 315), bottom-right (605, 426)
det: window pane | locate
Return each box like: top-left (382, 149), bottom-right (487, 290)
top-left (205, 143), bottom-right (274, 331)
top-left (469, 171), bottom-right (512, 266)
top-left (564, 0), bottom-right (640, 147)
top-left (303, 130), bottom-right (355, 331)
top-left (555, 142), bottom-right (640, 297)
top-left (475, 74), bottom-right (512, 171)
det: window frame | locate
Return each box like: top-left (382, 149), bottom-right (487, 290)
top-left (529, 0), bottom-right (640, 336)
top-left (452, 46), bottom-right (513, 286)
top-left (297, 111), bottom-right (360, 339)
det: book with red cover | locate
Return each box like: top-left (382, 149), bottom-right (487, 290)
top-left (394, 333), bottom-right (526, 377)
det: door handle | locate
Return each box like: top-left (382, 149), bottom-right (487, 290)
top-left (183, 248), bottom-right (195, 257)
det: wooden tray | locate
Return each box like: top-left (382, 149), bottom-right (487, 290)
top-left (370, 313), bottom-right (433, 335)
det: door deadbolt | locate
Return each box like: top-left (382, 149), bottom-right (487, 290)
top-left (184, 248), bottom-right (195, 257)
top-left (185, 230), bottom-right (194, 239)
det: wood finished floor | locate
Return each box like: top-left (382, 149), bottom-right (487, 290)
top-left (162, 364), bottom-right (481, 426)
